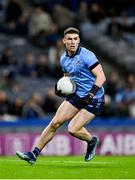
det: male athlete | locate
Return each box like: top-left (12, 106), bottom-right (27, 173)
top-left (16, 27), bottom-right (106, 164)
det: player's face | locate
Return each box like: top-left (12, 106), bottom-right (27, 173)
top-left (63, 33), bottom-right (80, 54)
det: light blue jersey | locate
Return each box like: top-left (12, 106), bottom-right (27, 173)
top-left (60, 46), bottom-right (104, 98)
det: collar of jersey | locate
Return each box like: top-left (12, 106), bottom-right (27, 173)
top-left (66, 46), bottom-right (81, 57)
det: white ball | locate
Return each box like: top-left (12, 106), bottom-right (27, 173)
top-left (57, 77), bottom-right (76, 95)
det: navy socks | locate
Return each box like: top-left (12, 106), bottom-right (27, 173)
top-left (32, 147), bottom-right (41, 157)
top-left (87, 137), bottom-right (96, 144)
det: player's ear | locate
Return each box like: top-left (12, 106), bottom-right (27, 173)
top-left (63, 38), bottom-right (66, 45)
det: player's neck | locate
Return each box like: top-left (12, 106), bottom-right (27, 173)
top-left (66, 46), bottom-right (81, 57)
top-left (68, 50), bottom-right (76, 56)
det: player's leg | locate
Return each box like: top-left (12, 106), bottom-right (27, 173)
top-left (36, 100), bottom-right (79, 150)
top-left (68, 109), bottom-right (95, 141)
top-left (16, 100), bottom-right (79, 164)
top-left (68, 109), bottom-right (98, 161)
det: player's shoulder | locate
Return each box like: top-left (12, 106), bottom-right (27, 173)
top-left (80, 47), bottom-right (97, 60)
top-left (81, 47), bottom-right (95, 57)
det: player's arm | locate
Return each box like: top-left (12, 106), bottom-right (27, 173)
top-left (89, 64), bottom-right (106, 97)
top-left (77, 63), bottom-right (106, 104)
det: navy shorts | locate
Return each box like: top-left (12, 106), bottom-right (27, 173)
top-left (66, 94), bottom-right (105, 116)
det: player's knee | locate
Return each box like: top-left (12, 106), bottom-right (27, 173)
top-left (50, 121), bottom-right (61, 130)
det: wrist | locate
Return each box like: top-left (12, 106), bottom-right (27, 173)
top-left (89, 84), bottom-right (100, 96)
top-left (88, 93), bottom-right (94, 98)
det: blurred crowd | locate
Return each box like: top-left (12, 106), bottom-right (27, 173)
top-left (0, 0), bottom-right (135, 45)
top-left (0, 88), bottom-right (61, 120)
top-left (0, 0), bottom-right (135, 120)
top-left (103, 72), bottom-right (135, 118)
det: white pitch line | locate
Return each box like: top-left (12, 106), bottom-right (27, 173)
top-left (39, 160), bottom-right (117, 164)
top-left (45, 161), bottom-right (117, 164)
top-left (0, 159), bottom-right (117, 164)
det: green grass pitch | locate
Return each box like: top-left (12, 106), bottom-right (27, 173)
top-left (0, 156), bottom-right (135, 179)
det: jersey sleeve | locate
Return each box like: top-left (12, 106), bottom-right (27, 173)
top-left (83, 51), bottom-right (99, 70)
top-left (62, 67), bottom-right (67, 73)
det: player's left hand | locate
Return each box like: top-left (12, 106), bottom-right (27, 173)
top-left (77, 94), bottom-right (93, 105)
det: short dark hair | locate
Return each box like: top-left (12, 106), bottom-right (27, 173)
top-left (64, 27), bottom-right (79, 36)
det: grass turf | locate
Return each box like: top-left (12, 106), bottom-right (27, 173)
top-left (0, 156), bottom-right (135, 179)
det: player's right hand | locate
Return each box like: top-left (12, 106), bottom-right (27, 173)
top-left (55, 84), bottom-right (67, 97)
